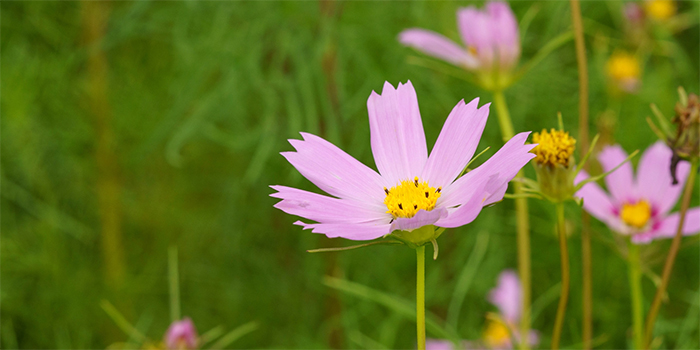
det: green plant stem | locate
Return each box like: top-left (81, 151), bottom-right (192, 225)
top-left (628, 242), bottom-right (644, 350)
top-left (416, 245), bottom-right (426, 350)
top-left (552, 202), bottom-right (569, 350)
top-left (643, 158), bottom-right (699, 349)
top-left (569, 0), bottom-right (592, 347)
top-left (493, 90), bottom-right (531, 350)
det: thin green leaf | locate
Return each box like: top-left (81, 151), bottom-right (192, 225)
top-left (208, 322), bottom-right (258, 349)
top-left (307, 240), bottom-right (402, 253)
top-left (100, 300), bottom-right (147, 344)
top-left (575, 150), bottom-right (639, 192)
top-left (574, 133), bottom-right (600, 178)
top-left (446, 231), bottom-right (489, 328)
top-left (323, 276), bottom-right (461, 343)
top-left (512, 31), bottom-right (574, 84)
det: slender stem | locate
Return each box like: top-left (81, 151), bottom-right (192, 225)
top-left (492, 91), bottom-right (516, 143)
top-left (628, 242), bottom-right (644, 350)
top-left (168, 246), bottom-right (180, 322)
top-left (493, 90), bottom-right (531, 350)
top-left (416, 245), bottom-right (426, 350)
top-left (569, 0), bottom-right (592, 347)
top-left (551, 203), bottom-right (570, 350)
top-left (643, 158), bottom-right (699, 348)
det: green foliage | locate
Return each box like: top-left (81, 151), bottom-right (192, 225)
top-left (1, 1), bottom-right (698, 348)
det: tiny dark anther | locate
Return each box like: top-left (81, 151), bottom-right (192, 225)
top-left (390, 218), bottom-right (394, 224)
top-left (436, 187), bottom-right (442, 193)
top-left (414, 204), bottom-right (418, 209)
top-left (414, 178), bottom-right (419, 187)
top-left (398, 203), bottom-right (403, 210)
top-left (425, 191), bottom-right (429, 198)
top-left (384, 187), bottom-right (390, 195)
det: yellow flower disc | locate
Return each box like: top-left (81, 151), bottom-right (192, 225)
top-left (607, 53), bottom-right (641, 82)
top-left (645, 0), bottom-right (676, 20)
top-left (384, 177), bottom-right (441, 219)
top-left (532, 129), bottom-right (577, 168)
top-left (620, 200), bottom-right (652, 229)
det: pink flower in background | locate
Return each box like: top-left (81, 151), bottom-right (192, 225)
top-left (576, 141), bottom-right (700, 244)
top-left (399, 1), bottom-right (520, 72)
top-left (426, 270), bottom-right (538, 350)
top-left (164, 318), bottom-right (199, 350)
top-left (271, 81), bottom-right (535, 241)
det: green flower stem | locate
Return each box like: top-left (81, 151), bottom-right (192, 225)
top-left (551, 202), bottom-right (570, 350)
top-left (628, 242), bottom-right (644, 350)
top-left (416, 245), bottom-right (426, 350)
top-left (493, 90), bottom-right (531, 350)
top-left (569, 0), bottom-right (593, 346)
top-left (644, 157), bottom-right (699, 349)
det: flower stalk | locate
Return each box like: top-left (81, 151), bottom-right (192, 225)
top-left (569, 0), bottom-right (593, 346)
top-left (417, 245), bottom-right (426, 350)
top-left (493, 90), bottom-right (531, 350)
top-left (628, 242), bottom-right (644, 350)
top-left (643, 157), bottom-right (699, 348)
top-left (551, 202), bottom-right (569, 350)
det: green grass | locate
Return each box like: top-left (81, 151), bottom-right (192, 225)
top-left (1, 1), bottom-right (699, 348)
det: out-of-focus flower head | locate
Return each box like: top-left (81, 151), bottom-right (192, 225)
top-left (164, 318), bottom-right (199, 350)
top-left (399, 1), bottom-right (520, 91)
top-left (606, 52), bottom-right (641, 93)
top-left (644, 0), bottom-right (676, 21)
top-left (271, 81), bottom-right (535, 248)
top-left (576, 142), bottom-right (700, 244)
top-left (624, 2), bottom-right (646, 25)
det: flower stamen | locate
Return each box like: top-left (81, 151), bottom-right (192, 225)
top-left (620, 200), bottom-right (652, 229)
top-left (532, 129), bottom-right (577, 168)
top-left (384, 177), bottom-right (441, 219)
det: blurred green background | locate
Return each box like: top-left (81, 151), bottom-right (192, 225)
top-left (2, 1), bottom-right (699, 348)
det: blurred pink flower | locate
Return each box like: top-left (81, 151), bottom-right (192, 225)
top-left (489, 270), bottom-right (521, 324)
top-left (164, 318), bottom-right (199, 350)
top-left (271, 81), bottom-right (535, 241)
top-left (399, 1), bottom-right (520, 72)
top-left (576, 141), bottom-right (700, 244)
top-left (623, 2), bottom-right (645, 25)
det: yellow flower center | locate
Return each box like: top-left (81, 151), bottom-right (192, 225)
top-left (620, 200), bottom-right (652, 229)
top-left (607, 53), bottom-right (641, 82)
top-left (482, 319), bottom-right (511, 348)
top-left (645, 0), bottom-right (676, 20)
top-left (384, 177), bottom-right (441, 219)
top-left (531, 129), bottom-right (577, 167)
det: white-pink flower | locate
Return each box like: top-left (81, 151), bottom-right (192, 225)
top-left (164, 317), bottom-right (199, 350)
top-left (576, 141), bottom-right (700, 244)
top-left (271, 81), bottom-right (535, 241)
top-left (399, 1), bottom-right (520, 72)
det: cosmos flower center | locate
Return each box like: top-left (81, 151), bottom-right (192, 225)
top-left (482, 319), bottom-right (511, 348)
top-left (531, 129), bottom-right (577, 167)
top-left (620, 200), bottom-right (652, 229)
top-left (384, 177), bottom-right (441, 219)
top-left (645, 0), bottom-right (675, 20)
top-left (607, 53), bottom-right (641, 81)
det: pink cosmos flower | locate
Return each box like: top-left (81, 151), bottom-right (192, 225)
top-left (399, 1), bottom-right (520, 72)
top-left (271, 81), bottom-right (535, 241)
top-left (576, 141), bottom-right (700, 244)
top-left (164, 318), bottom-right (199, 350)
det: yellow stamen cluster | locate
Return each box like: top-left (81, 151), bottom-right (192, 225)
top-left (531, 129), bottom-right (577, 167)
top-left (645, 0), bottom-right (676, 20)
top-left (607, 53), bottom-right (641, 82)
top-left (482, 319), bottom-right (511, 348)
top-left (620, 200), bottom-right (652, 229)
top-left (384, 177), bottom-right (441, 219)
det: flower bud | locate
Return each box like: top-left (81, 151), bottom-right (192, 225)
top-left (164, 318), bottom-right (199, 350)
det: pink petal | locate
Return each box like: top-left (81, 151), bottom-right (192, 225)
top-left (434, 175), bottom-right (496, 228)
top-left (486, 1), bottom-right (520, 69)
top-left (426, 340), bottom-right (455, 350)
top-left (636, 141), bottom-right (690, 214)
top-left (598, 145), bottom-right (636, 204)
top-left (489, 269), bottom-right (521, 324)
top-left (367, 81), bottom-right (428, 186)
top-left (282, 132), bottom-right (386, 205)
top-left (294, 220), bottom-right (390, 241)
top-left (270, 186), bottom-right (387, 224)
top-left (399, 29), bottom-right (479, 69)
top-left (165, 318), bottom-right (198, 350)
top-left (458, 7), bottom-right (495, 67)
top-left (655, 207), bottom-right (700, 238)
top-left (439, 132), bottom-right (535, 208)
top-left (575, 171), bottom-right (619, 226)
top-left (390, 207), bottom-right (448, 233)
top-left (421, 98), bottom-right (488, 189)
